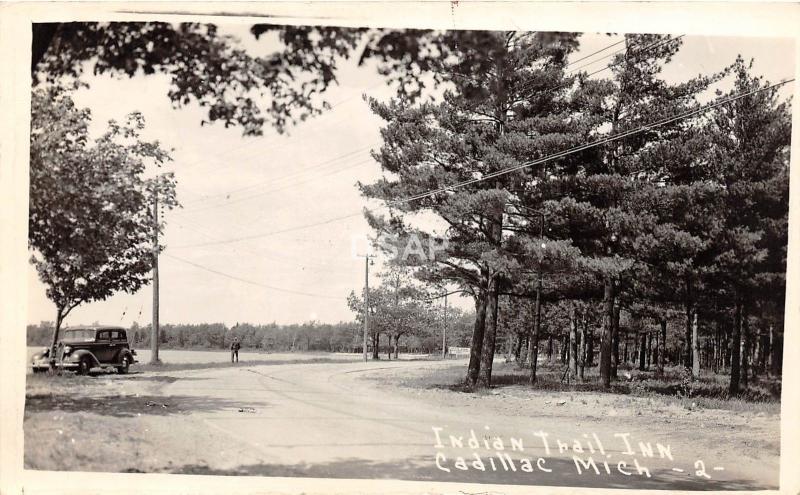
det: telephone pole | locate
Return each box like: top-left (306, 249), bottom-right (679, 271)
top-left (426, 288), bottom-right (469, 359)
top-left (359, 254), bottom-right (374, 362)
top-left (150, 176), bottom-right (161, 364)
top-left (442, 291), bottom-right (448, 359)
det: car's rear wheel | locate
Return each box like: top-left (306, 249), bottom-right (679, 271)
top-left (117, 355), bottom-right (130, 374)
top-left (77, 357), bottom-right (92, 375)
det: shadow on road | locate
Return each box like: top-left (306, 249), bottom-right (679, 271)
top-left (25, 393), bottom-right (270, 418)
top-left (110, 373), bottom-right (212, 383)
top-left (169, 455), bottom-right (774, 491)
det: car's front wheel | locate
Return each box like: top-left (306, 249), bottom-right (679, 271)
top-left (117, 355), bottom-right (130, 374)
top-left (77, 357), bottom-right (92, 375)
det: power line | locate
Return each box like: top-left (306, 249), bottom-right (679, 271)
top-left (174, 38), bottom-right (665, 218)
top-left (579, 35), bottom-right (685, 80)
top-left (391, 77), bottom-right (794, 205)
top-left (179, 37), bottom-right (679, 221)
top-left (567, 35), bottom-right (682, 75)
top-left (176, 155), bottom-right (375, 216)
top-left (565, 37), bottom-right (627, 69)
top-left (512, 35), bottom-right (685, 102)
top-left (178, 149), bottom-right (370, 210)
top-left (166, 78), bottom-right (794, 250)
top-left (163, 252), bottom-right (346, 300)
top-left (170, 217), bottom-right (344, 269)
top-left (185, 36), bottom-right (636, 188)
top-left (171, 210), bottom-right (367, 249)
top-left (179, 145), bottom-right (375, 210)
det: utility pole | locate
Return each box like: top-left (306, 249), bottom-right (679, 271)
top-left (392, 272), bottom-right (400, 361)
top-left (150, 176), bottom-right (161, 364)
top-left (359, 254), bottom-right (374, 362)
top-left (442, 291), bottom-right (448, 359)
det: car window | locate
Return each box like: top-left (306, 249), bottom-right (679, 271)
top-left (62, 329), bottom-right (95, 342)
top-left (96, 330), bottom-right (111, 341)
top-left (111, 330), bottom-right (126, 341)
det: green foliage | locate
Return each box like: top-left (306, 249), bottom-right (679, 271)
top-left (363, 32), bottom-right (583, 305)
top-left (347, 267), bottom-right (438, 346)
top-left (29, 88), bottom-right (178, 328)
top-left (33, 22), bottom-right (366, 135)
top-left (357, 32), bottom-right (790, 388)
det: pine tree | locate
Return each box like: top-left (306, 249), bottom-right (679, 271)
top-left (702, 57), bottom-right (792, 394)
top-left (361, 31), bottom-right (580, 387)
top-left (541, 34), bottom-right (727, 388)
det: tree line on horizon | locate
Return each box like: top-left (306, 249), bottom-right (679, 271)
top-left (26, 316), bottom-right (476, 355)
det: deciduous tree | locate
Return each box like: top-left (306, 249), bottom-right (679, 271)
top-left (29, 88), bottom-right (178, 366)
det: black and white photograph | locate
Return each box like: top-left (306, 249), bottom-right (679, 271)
top-left (2, 3), bottom-right (799, 494)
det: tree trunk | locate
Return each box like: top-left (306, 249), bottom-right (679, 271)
top-left (723, 316), bottom-right (731, 370)
top-left (394, 334), bottom-right (400, 359)
top-left (504, 332), bottom-right (514, 363)
top-left (611, 305), bottom-right (620, 378)
top-left (580, 310), bottom-right (588, 381)
top-left (49, 308), bottom-right (65, 369)
top-left (372, 333), bottom-right (380, 360)
top-left (466, 290), bottom-right (488, 386)
top-left (547, 334), bottom-right (553, 362)
top-left (528, 282), bottom-right (543, 384)
top-left (684, 305), bottom-right (693, 370)
top-left (658, 317), bottom-right (666, 375)
top-left (742, 306), bottom-right (750, 388)
top-left (713, 321), bottom-right (721, 373)
top-left (770, 323), bottom-right (782, 376)
top-left (570, 307), bottom-right (579, 381)
top-left (513, 334), bottom-right (524, 364)
top-left (691, 311), bottom-right (700, 378)
top-left (600, 279), bottom-right (614, 388)
top-left (707, 337), bottom-right (713, 371)
top-left (638, 332), bottom-right (647, 371)
top-left (684, 277), bottom-right (693, 369)
top-left (585, 314), bottom-right (594, 366)
top-left (646, 330), bottom-right (652, 370)
top-left (756, 329), bottom-right (766, 375)
top-left (652, 329), bottom-right (658, 369)
top-left (623, 337), bottom-right (628, 369)
top-left (478, 277), bottom-right (500, 388)
top-left (729, 300), bottom-right (742, 395)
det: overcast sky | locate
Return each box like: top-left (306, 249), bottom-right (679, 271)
top-left (26, 28), bottom-right (795, 327)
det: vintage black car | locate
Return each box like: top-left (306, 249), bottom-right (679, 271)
top-left (31, 326), bottom-right (138, 374)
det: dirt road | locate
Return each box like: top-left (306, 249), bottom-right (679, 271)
top-left (24, 358), bottom-right (779, 490)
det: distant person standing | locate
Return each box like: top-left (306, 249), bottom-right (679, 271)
top-left (231, 337), bottom-right (241, 363)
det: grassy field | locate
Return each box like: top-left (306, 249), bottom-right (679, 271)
top-left (26, 347), bottom-right (366, 374)
top-left (358, 359), bottom-right (782, 414)
top-left (25, 347), bottom-right (442, 375)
